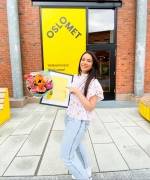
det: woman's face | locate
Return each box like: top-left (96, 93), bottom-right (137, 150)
top-left (80, 53), bottom-right (93, 74)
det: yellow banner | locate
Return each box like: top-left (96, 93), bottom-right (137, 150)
top-left (41, 8), bottom-right (86, 75)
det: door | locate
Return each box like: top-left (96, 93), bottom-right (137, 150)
top-left (87, 44), bottom-right (115, 100)
top-left (87, 9), bottom-right (116, 100)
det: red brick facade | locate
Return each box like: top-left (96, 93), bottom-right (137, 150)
top-left (19, 0), bottom-right (42, 80)
top-left (145, 1), bottom-right (150, 92)
top-left (116, 0), bottom-right (136, 94)
top-left (0, 0), bottom-right (150, 99)
top-left (0, 1), bottom-right (12, 96)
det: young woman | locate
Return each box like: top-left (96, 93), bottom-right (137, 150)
top-left (60, 51), bottom-right (104, 180)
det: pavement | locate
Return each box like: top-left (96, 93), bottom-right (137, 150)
top-left (0, 101), bottom-right (150, 180)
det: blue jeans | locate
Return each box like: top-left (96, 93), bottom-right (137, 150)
top-left (60, 115), bottom-right (91, 180)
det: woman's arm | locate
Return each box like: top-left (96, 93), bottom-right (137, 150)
top-left (68, 87), bottom-right (98, 112)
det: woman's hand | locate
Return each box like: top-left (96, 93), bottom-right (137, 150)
top-left (66, 86), bottom-right (98, 111)
top-left (66, 87), bottom-right (80, 95)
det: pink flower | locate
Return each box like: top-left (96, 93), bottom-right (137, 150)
top-left (30, 87), bottom-right (37, 93)
top-left (45, 81), bottom-right (53, 90)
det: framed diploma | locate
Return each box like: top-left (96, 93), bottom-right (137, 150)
top-left (40, 71), bottom-right (73, 108)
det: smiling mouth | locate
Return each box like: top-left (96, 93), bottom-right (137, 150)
top-left (81, 66), bottom-right (88, 68)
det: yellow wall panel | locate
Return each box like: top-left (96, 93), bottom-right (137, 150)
top-left (41, 8), bottom-right (86, 75)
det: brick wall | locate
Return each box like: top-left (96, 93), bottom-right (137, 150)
top-left (116, 0), bottom-right (136, 94)
top-left (145, 1), bottom-right (150, 92)
top-left (18, 0), bottom-right (42, 95)
top-left (0, 1), bottom-right (12, 96)
top-left (0, 0), bottom-right (42, 97)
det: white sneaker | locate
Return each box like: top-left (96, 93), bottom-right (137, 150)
top-left (71, 167), bottom-right (92, 180)
top-left (72, 175), bottom-right (92, 180)
top-left (86, 167), bottom-right (92, 177)
top-left (71, 175), bottom-right (76, 179)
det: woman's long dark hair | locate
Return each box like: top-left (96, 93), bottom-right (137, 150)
top-left (78, 51), bottom-right (101, 97)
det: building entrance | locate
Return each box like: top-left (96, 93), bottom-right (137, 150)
top-left (41, 8), bottom-right (116, 100)
top-left (87, 9), bottom-right (116, 100)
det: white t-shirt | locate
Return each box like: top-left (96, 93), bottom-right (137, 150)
top-left (66, 74), bottom-right (104, 121)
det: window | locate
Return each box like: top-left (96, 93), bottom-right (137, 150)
top-left (88, 9), bottom-right (115, 43)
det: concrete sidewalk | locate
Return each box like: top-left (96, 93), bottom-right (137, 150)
top-left (0, 102), bottom-right (150, 179)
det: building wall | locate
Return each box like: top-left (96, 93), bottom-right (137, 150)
top-left (116, 0), bottom-right (136, 95)
top-left (0, 0), bottom-right (150, 99)
top-left (145, 1), bottom-right (150, 93)
top-left (0, 1), bottom-right (12, 96)
top-left (116, 0), bottom-right (150, 97)
top-left (18, 0), bottom-right (42, 94)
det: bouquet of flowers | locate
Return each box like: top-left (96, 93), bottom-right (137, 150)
top-left (24, 71), bottom-right (53, 97)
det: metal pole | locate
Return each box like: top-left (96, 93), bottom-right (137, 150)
top-left (134, 0), bottom-right (147, 96)
top-left (7, 0), bottom-right (23, 98)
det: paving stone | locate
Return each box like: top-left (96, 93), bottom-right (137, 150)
top-left (38, 131), bottom-right (67, 175)
top-left (0, 121), bottom-right (20, 145)
top-left (17, 121), bottom-right (54, 156)
top-left (104, 122), bottom-right (136, 147)
top-left (132, 120), bottom-right (150, 134)
top-left (39, 109), bottom-right (57, 122)
top-left (22, 104), bottom-right (45, 112)
top-left (83, 132), bottom-right (99, 172)
top-left (10, 111), bottom-right (32, 122)
top-left (88, 113), bottom-right (112, 144)
top-left (119, 145), bottom-right (150, 169)
top-left (93, 143), bottom-right (128, 171)
top-left (105, 122), bottom-right (150, 169)
top-left (0, 135), bottom-right (27, 175)
top-left (112, 111), bottom-right (138, 127)
top-left (52, 109), bottom-right (66, 130)
top-left (12, 112), bottom-right (43, 135)
top-left (4, 156), bottom-right (40, 176)
top-left (125, 126), bottom-right (150, 156)
top-left (96, 109), bottom-right (116, 123)
top-left (120, 108), bottom-right (144, 123)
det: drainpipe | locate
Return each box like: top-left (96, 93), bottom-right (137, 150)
top-left (7, 0), bottom-right (24, 99)
top-left (134, 0), bottom-right (147, 96)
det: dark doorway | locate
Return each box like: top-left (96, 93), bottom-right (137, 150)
top-left (87, 9), bottom-right (116, 100)
top-left (87, 44), bottom-right (115, 100)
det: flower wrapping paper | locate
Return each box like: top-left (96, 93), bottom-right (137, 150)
top-left (24, 71), bottom-right (53, 97)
